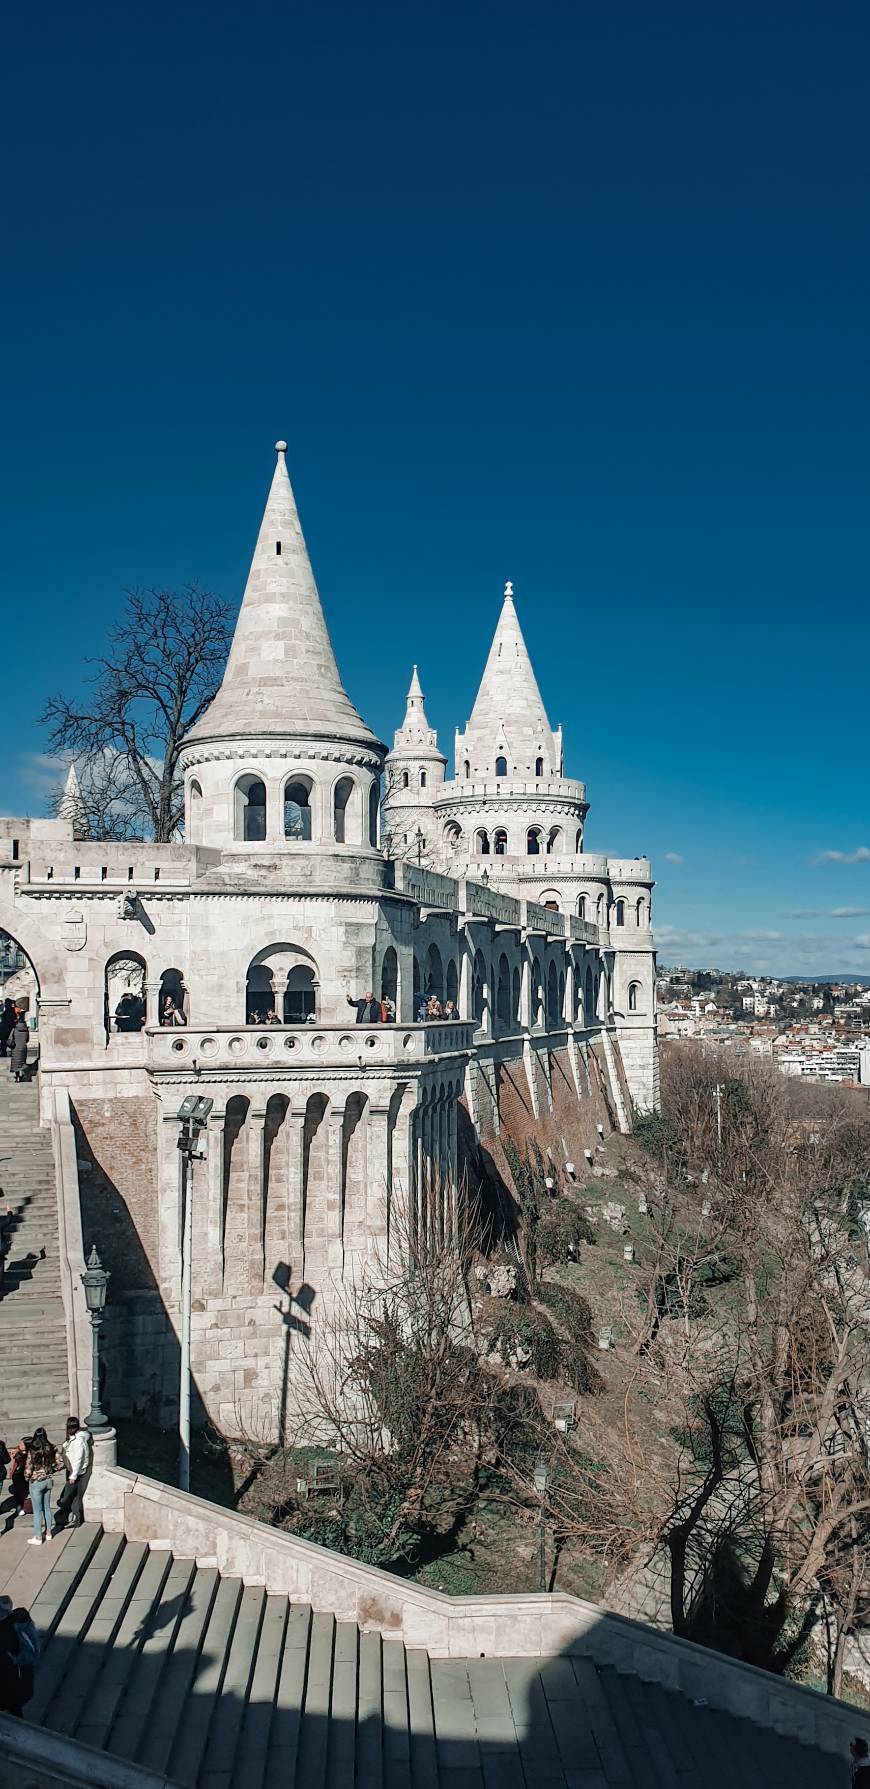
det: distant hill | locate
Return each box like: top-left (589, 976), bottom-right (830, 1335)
top-left (779, 975), bottom-right (870, 986)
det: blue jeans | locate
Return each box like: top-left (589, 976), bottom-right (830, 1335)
top-left (31, 1475), bottom-right (53, 1539)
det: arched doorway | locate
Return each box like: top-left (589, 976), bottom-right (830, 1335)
top-left (106, 952), bottom-right (147, 1036)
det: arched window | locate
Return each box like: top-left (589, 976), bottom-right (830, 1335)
top-left (512, 965), bottom-right (521, 1023)
top-left (628, 981), bottom-right (640, 1013)
top-left (158, 967), bottom-right (187, 1026)
top-left (285, 964), bottom-right (316, 1024)
top-left (425, 942), bottom-right (444, 1003)
top-left (106, 951), bottom-right (147, 1037)
top-left (577, 894), bottom-right (586, 919)
top-left (614, 899), bottom-right (626, 927)
top-left (535, 756), bottom-right (544, 777)
top-left (444, 821), bottom-right (462, 852)
top-left (246, 945), bottom-right (319, 1025)
top-left (475, 830), bottom-right (491, 856)
top-left (381, 946), bottom-right (398, 1007)
top-left (235, 775), bottom-right (266, 842)
top-left (495, 755), bottom-right (507, 778)
top-left (284, 778), bottom-right (312, 841)
top-left (446, 958), bottom-right (459, 1010)
top-left (333, 776), bottom-right (355, 844)
top-left (187, 778), bottom-right (203, 844)
top-left (584, 965), bottom-right (594, 1021)
top-left (420, 770), bottom-right (427, 788)
top-left (463, 759), bottom-right (470, 779)
top-left (526, 829), bottom-right (542, 856)
top-left (636, 897), bottom-right (647, 927)
top-left (575, 828), bottom-right (583, 852)
top-left (413, 955), bottom-right (422, 1014)
top-left (496, 953), bottom-right (511, 1030)
top-left (546, 827), bottom-right (562, 855)
top-left (473, 949), bottom-right (487, 1025)
top-left (596, 893), bottom-right (604, 924)
top-left (368, 782), bottom-right (380, 847)
top-left (401, 770), bottom-right (409, 789)
top-left (493, 828), bottom-right (508, 855)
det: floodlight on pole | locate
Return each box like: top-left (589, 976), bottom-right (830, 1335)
top-left (177, 1095), bottom-right (214, 1492)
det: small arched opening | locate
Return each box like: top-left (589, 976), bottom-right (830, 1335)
top-left (235, 775), bottom-right (266, 843)
top-left (577, 894), bottom-right (586, 920)
top-left (187, 778), bottom-right (203, 845)
top-left (158, 967), bottom-right (188, 1026)
top-left (575, 827), bottom-right (583, 851)
top-left (547, 961), bottom-right (559, 1026)
top-left (284, 965), bottom-right (316, 1025)
top-left (526, 828), bottom-right (542, 856)
top-left (463, 759), bottom-right (470, 779)
top-left (475, 830), bottom-right (491, 856)
top-left (413, 956), bottom-right (422, 1015)
top-left (628, 980), bottom-right (640, 1012)
top-left (444, 821), bottom-right (462, 853)
top-left (284, 778), bottom-right (313, 842)
top-left (420, 770), bottom-right (427, 788)
top-left (546, 827), bottom-right (562, 855)
top-left (425, 942), bottom-right (444, 1004)
top-left (495, 755), bottom-right (508, 778)
top-left (106, 951), bottom-right (147, 1036)
top-left (496, 953), bottom-right (511, 1031)
top-left (512, 965), bottom-right (521, 1024)
top-left (333, 776), bottom-right (356, 845)
top-left (473, 949), bottom-right (487, 1026)
top-left (531, 957), bottom-right (543, 1027)
top-left (493, 828), bottom-right (508, 856)
top-left (535, 756), bottom-right (544, 777)
top-left (446, 958), bottom-right (459, 1011)
top-left (381, 946), bottom-right (398, 1009)
top-left (584, 965), bottom-right (594, 1022)
top-left (368, 782), bottom-right (380, 847)
top-left (636, 897), bottom-right (647, 927)
top-left (401, 770), bottom-right (409, 790)
top-left (596, 893), bottom-right (605, 925)
top-left (614, 898), bottom-right (626, 927)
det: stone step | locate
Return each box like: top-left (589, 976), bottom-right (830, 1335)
top-left (18, 1523), bottom-right (847, 1789)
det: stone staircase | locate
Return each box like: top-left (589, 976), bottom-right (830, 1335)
top-left (0, 1062), bottom-right (71, 1445)
top-left (6, 1523), bottom-right (844, 1788)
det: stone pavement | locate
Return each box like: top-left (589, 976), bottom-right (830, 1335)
top-left (0, 1516), bottom-right (848, 1788)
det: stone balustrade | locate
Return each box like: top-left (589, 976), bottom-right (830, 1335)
top-left (145, 1020), bottom-right (475, 1071)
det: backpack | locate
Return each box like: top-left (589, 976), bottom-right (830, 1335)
top-left (12, 1617), bottom-right (40, 1667)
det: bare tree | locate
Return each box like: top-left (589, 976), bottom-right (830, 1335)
top-left (41, 585), bottom-right (232, 841)
top-left (643, 1046), bottom-right (870, 1676)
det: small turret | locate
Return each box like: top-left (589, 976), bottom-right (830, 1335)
top-left (57, 763), bottom-right (89, 841)
top-left (383, 666), bottom-right (446, 863)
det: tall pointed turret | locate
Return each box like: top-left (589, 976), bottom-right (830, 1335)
top-left (382, 665), bottom-right (446, 863)
top-left (186, 443), bottom-right (380, 750)
top-left (456, 583), bottom-right (561, 779)
top-left (58, 762), bottom-right (89, 840)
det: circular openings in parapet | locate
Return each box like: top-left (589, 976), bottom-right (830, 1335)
top-left (256, 1036), bottom-right (271, 1052)
top-left (171, 1038), bottom-right (186, 1053)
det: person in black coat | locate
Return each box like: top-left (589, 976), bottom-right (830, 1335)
top-left (0, 999), bottom-right (15, 1057)
top-left (852, 1737), bottom-right (870, 1787)
top-left (8, 1016), bottom-right (28, 1081)
top-left (346, 991), bottom-right (380, 1024)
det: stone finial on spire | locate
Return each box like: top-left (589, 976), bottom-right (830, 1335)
top-left (407, 665), bottom-right (424, 704)
top-left (504, 580), bottom-right (514, 599)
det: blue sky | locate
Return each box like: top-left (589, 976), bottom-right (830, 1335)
top-left (2, 0), bottom-right (869, 976)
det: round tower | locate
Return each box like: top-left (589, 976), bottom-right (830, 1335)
top-left (382, 666), bottom-right (446, 864)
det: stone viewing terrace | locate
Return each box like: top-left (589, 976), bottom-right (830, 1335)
top-left (146, 1021), bottom-right (476, 1071)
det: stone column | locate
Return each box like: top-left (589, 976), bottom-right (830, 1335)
top-left (203, 1094), bottom-right (225, 1295)
top-left (459, 932), bottom-right (472, 1021)
top-left (366, 1103), bottom-right (392, 1257)
top-left (326, 1106), bottom-right (345, 1269)
top-left (286, 1108), bottom-right (306, 1269)
top-left (247, 1107), bottom-right (268, 1290)
top-left (157, 1108), bottom-right (184, 1298)
top-left (520, 946), bottom-right (532, 1030)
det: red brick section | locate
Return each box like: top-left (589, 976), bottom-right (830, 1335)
top-left (73, 1098), bottom-right (159, 1292)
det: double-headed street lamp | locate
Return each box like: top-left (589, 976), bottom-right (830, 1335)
top-left (177, 1095), bottom-right (213, 1492)
top-left (80, 1244), bottom-right (111, 1433)
top-left (533, 1455), bottom-right (550, 1593)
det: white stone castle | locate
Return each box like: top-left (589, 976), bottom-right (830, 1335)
top-left (0, 442), bottom-right (657, 1435)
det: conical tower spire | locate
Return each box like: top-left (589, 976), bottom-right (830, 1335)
top-left (58, 762), bottom-right (89, 840)
top-left (459, 582), bottom-right (559, 776)
top-left (186, 443), bottom-right (380, 749)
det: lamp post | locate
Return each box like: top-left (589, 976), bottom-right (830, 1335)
top-left (415, 827), bottom-right (424, 866)
top-left (177, 1095), bottom-right (214, 1492)
top-left (533, 1456), bottom-right (550, 1592)
top-left (80, 1244), bottom-right (110, 1432)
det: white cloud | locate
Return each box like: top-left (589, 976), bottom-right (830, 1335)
top-left (664, 852), bottom-right (685, 865)
top-left (811, 847), bottom-right (870, 865)
top-left (786, 907), bottom-right (870, 920)
top-left (17, 752), bottom-right (69, 799)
